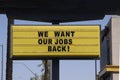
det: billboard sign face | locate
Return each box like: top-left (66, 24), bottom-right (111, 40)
top-left (11, 25), bottom-right (100, 59)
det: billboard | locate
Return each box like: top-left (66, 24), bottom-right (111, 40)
top-left (11, 25), bottom-right (100, 59)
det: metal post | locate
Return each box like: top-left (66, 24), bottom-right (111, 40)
top-left (6, 17), bottom-right (14, 80)
top-left (52, 21), bottom-right (59, 80)
top-left (95, 60), bottom-right (97, 80)
top-left (44, 60), bottom-right (48, 80)
top-left (0, 45), bottom-right (3, 80)
top-left (1, 45), bottom-right (3, 80)
top-left (52, 59), bottom-right (59, 80)
top-left (50, 60), bottom-right (52, 80)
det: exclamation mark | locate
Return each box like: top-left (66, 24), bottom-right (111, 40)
top-left (67, 46), bottom-right (70, 52)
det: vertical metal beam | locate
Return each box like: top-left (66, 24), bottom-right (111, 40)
top-left (44, 60), bottom-right (48, 80)
top-left (52, 59), bottom-right (59, 80)
top-left (1, 45), bottom-right (3, 80)
top-left (50, 60), bottom-right (52, 80)
top-left (95, 60), bottom-right (97, 80)
top-left (6, 17), bottom-right (14, 80)
top-left (52, 22), bottom-right (59, 80)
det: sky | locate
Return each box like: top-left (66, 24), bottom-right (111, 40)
top-left (0, 14), bottom-right (111, 80)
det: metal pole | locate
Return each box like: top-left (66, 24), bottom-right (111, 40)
top-left (44, 60), bottom-right (48, 80)
top-left (6, 17), bottom-right (14, 80)
top-left (52, 59), bottom-right (59, 80)
top-left (0, 45), bottom-right (3, 80)
top-left (1, 45), bottom-right (3, 80)
top-left (50, 60), bottom-right (52, 80)
top-left (95, 60), bottom-right (97, 80)
top-left (52, 21), bottom-right (59, 80)
top-left (0, 45), bottom-right (1, 80)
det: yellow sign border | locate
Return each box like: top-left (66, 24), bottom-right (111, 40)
top-left (11, 25), bottom-right (101, 59)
